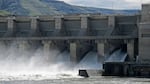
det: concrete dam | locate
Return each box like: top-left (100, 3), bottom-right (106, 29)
top-left (0, 4), bottom-right (150, 77)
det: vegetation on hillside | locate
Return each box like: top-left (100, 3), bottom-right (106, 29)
top-left (0, 0), bottom-right (139, 16)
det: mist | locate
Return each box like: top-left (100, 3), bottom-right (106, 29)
top-left (0, 41), bottom-right (78, 81)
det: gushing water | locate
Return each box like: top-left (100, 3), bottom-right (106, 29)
top-left (0, 41), bottom-right (79, 81)
top-left (105, 49), bottom-right (127, 62)
top-left (76, 51), bottom-right (102, 70)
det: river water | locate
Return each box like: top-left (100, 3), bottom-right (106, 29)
top-left (0, 76), bottom-right (150, 84)
top-left (0, 43), bottom-right (149, 84)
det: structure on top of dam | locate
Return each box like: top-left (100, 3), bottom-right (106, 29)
top-left (0, 4), bottom-right (150, 77)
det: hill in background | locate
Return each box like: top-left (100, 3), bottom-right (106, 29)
top-left (0, 0), bottom-right (140, 16)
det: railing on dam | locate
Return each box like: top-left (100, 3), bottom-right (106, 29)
top-left (0, 36), bottom-right (137, 41)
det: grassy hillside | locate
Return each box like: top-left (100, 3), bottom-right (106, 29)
top-left (0, 10), bottom-right (10, 16)
top-left (0, 0), bottom-right (139, 16)
top-left (21, 0), bottom-right (60, 16)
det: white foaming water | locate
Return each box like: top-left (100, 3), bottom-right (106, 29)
top-left (105, 49), bottom-right (127, 62)
top-left (0, 42), bottom-right (80, 81)
top-left (76, 51), bottom-right (102, 70)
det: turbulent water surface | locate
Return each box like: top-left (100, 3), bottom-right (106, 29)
top-left (0, 76), bottom-right (150, 84)
top-left (0, 42), bottom-right (149, 84)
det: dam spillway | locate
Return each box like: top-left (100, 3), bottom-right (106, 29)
top-left (0, 14), bottom-right (138, 64)
top-left (1, 4), bottom-right (150, 77)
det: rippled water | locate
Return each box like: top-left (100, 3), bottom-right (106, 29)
top-left (0, 42), bottom-right (149, 84)
top-left (0, 76), bottom-right (150, 84)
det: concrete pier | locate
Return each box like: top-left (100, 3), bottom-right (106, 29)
top-left (42, 40), bottom-right (66, 62)
top-left (139, 4), bottom-right (150, 62)
top-left (55, 16), bottom-right (63, 36)
top-left (96, 40), bottom-right (108, 63)
top-left (6, 17), bottom-right (15, 36)
top-left (55, 16), bottom-right (63, 30)
top-left (106, 16), bottom-right (115, 36)
top-left (81, 15), bottom-right (89, 29)
top-left (70, 42), bottom-right (77, 63)
top-left (30, 17), bottom-right (39, 36)
top-left (42, 41), bottom-right (51, 56)
top-left (80, 15), bottom-right (89, 36)
top-left (70, 41), bottom-right (91, 64)
top-left (97, 42), bottom-right (105, 57)
top-left (0, 41), bottom-right (6, 50)
top-left (108, 16), bottom-right (115, 28)
top-left (127, 40), bottom-right (135, 61)
top-left (42, 41), bottom-right (57, 62)
top-left (18, 41), bottom-right (30, 52)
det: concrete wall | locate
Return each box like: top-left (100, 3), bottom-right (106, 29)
top-left (113, 15), bottom-right (139, 36)
top-left (0, 14), bottom-right (138, 37)
top-left (0, 22), bottom-right (7, 36)
top-left (141, 4), bottom-right (150, 22)
top-left (139, 4), bottom-right (150, 62)
top-left (139, 23), bottom-right (150, 62)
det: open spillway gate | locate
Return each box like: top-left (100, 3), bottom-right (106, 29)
top-left (2, 4), bottom-right (150, 77)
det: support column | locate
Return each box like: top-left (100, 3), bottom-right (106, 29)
top-left (81, 15), bottom-right (89, 29)
top-left (106, 16), bottom-right (115, 36)
top-left (55, 16), bottom-right (63, 29)
top-left (97, 43), bottom-right (105, 56)
top-left (55, 16), bottom-right (63, 36)
top-left (97, 40), bottom-right (108, 57)
top-left (108, 16), bottom-right (115, 28)
top-left (80, 15), bottom-right (89, 36)
top-left (42, 41), bottom-right (60, 62)
top-left (127, 40), bottom-right (135, 61)
top-left (31, 17), bottom-right (39, 36)
top-left (70, 42), bottom-right (77, 63)
top-left (18, 41), bottom-right (30, 52)
top-left (42, 41), bottom-right (52, 62)
top-left (70, 41), bottom-right (91, 64)
top-left (42, 41), bottom-right (52, 56)
top-left (6, 17), bottom-right (15, 36)
top-left (123, 65), bottom-right (128, 76)
top-left (96, 40), bottom-right (107, 63)
top-left (0, 41), bottom-right (6, 51)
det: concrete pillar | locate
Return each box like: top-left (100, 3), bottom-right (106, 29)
top-left (19, 41), bottom-right (30, 52)
top-left (123, 65), bottom-right (128, 76)
top-left (7, 17), bottom-right (15, 36)
top-left (106, 16), bottom-right (115, 36)
top-left (70, 41), bottom-right (91, 64)
top-left (42, 40), bottom-right (60, 62)
top-left (96, 40), bottom-right (107, 63)
top-left (97, 40), bottom-right (108, 56)
top-left (108, 16), bottom-right (115, 28)
top-left (70, 42), bottom-right (77, 63)
top-left (80, 15), bottom-right (89, 36)
top-left (127, 40), bottom-right (135, 61)
top-left (42, 41), bottom-right (52, 54)
top-left (31, 17), bottom-right (39, 36)
top-left (55, 16), bottom-right (63, 36)
top-left (97, 43), bottom-right (105, 56)
top-left (42, 41), bottom-right (52, 62)
top-left (0, 41), bottom-right (6, 50)
top-left (81, 15), bottom-right (89, 29)
top-left (141, 4), bottom-right (150, 22)
top-left (55, 16), bottom-right (63, 29)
